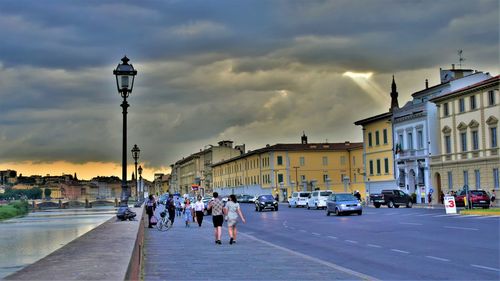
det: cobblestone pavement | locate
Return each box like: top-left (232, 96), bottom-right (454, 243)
top-left (143, 215), bottom-right (373, 281)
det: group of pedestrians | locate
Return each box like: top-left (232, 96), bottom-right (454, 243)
top-left (145, 192), bottom-right (247, 244)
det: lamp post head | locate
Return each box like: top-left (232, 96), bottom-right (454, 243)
top-left (138, 165), bottom-right (143, 175)
top-left (113, 56), bottom-right (137, 98)
top-left (131, 144), bottom-right (140, 161)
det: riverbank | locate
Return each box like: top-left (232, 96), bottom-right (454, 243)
top-left (0, 201), bottom-right (29, 221)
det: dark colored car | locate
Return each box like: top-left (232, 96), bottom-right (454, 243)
top-left (455, 190), bottom-right (490, 209)
top-left (370, 189), bottom-right (413, 208)
top-left (254, 195), bottom-right (278, 212)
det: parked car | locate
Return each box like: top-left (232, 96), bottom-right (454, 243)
top-left (237, 194), bottom-right (256, 203)
top-left (455, 190), bottom-right (490, 209)
top-left (326, 193), bottom-right (362, 216)
top-left (370, 189), bottom-right (413, 208)
top-left (288, 191), bottom-right (311, 208)
top-left (255, 195), bottom-right (278, 212)
top-left (306, 190), bottom-right (333, 209)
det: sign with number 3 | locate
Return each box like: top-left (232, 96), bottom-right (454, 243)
top-left (444, 195), bottom-right (457, 214)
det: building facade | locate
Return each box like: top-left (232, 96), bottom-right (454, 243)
top-left (393, 68), bottom-right (491, 203)
top-left (212, 134), bottom-right (364, 201)
top-left (429, 75), bottom-right (499, 200)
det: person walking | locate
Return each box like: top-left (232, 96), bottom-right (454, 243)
top-left (183, 198), bottom-right (194, 228)
top-left (491, 189), bottom-right (496, 207)
top-left (166, 194), bottom-right (176, 226)
top-left (208, 192), bottom-right (224, 244)
top-left (175, 196), bottom-right (183, 217)
top-left (224, 194), bottom-right (246, 245)
top-left (145, 194), bottom-right (157, 228)
top-left (194, 196), bottom-right (205, 227)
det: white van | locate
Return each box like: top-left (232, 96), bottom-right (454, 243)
top-left (288, 191), bottom-right (311, 208)
top-left (307, 190), bottom-right (333, 209)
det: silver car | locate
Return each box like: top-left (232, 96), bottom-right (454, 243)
top-left (326, 193), bottom-right (362, 216)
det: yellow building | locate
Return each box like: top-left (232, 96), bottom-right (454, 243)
top-left (212, 134), bottom-right (364, 200)
top-left (430, 75), bottom-right (499, 198)
top-left (354, 112), bottom-right (396, 197)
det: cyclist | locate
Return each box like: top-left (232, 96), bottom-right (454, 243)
top-left (166, 194), bottom-right (176, 226)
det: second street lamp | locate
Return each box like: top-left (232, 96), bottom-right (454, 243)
top-left (131, 144), bottom-right (140, 202)
top-left (138, 165), bottom-right (143, 199)
top-left (114, 56), bottom-right (137, 207)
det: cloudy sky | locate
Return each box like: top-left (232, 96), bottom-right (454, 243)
top-left (0, 0), bottom-right (498, 180)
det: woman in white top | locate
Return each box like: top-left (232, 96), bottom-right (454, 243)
top-left (194, 196), bottom-right (205, 227)
top-left (224, 194), bottom-right (246, 244)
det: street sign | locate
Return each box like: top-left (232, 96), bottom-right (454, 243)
top-left (444, 195), bottom-right (457, 214)
top-left (191, 185), bottom-right (199, 191)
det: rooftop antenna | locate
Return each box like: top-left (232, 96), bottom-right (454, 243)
top-left (457, 49), bottom-right (465, 68)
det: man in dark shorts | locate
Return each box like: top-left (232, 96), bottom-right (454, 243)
top-left (208, 192), bottom-right (224, 244)
top-left (166, 194), bottom-right (176, 225)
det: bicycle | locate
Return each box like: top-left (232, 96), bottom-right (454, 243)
top-left (156, 211), bottom-right (173, 231)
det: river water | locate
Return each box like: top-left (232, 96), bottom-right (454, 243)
top-left (0, 206), bottom-right (116, 279)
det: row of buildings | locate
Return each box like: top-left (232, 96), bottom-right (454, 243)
top-left (166, 65), bottom-right (498, 204)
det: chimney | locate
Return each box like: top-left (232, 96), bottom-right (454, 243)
top-left (425, 79), bottom-right (428, 89)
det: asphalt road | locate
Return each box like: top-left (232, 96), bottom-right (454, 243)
top-left (237, 203), bottom-right (500, 280)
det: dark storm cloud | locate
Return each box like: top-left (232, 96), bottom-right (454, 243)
top-left (0, 0), bottom-right (498, 169)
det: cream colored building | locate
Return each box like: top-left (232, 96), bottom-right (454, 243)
top-left (430, 75), bottom-right (499, 198)
top-left (212, 134), bottom-right (364, 200)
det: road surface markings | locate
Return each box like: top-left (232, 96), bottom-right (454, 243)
top-left (443, 226), bottom-right (479, 231)
top-left (299, 229), bottom-right (307, 233)
top-left (288, 226), bottom-right (296, 230)
top-left (400, 213), bottom-right (416, 216)
top-left (426, 256), bottom-right (450, 262)
top-left (399, 222), bottom-right (423, 226)
top-left (391, 249), bottom-right (410, 254)
top-left (345, 240), bottom-right (358, 244)
top-left (239, 232), bottom-right (379, 280)
top-left (367, 244), bottom-right (382, 248)
top-left (471, 264), bottom-right (500, 272)
top-left (476, 215), bottom-right (499, 219)
top-left (327, 235), bottom-right (338, 239)
top-left (312, 232), bottom-right (321, 236)
top-left (453, 215), bottom-right (480, 219)
top-left (385, 213), bottom-right (397, 216)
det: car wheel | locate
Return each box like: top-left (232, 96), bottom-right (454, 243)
top-left (394, 204), bottom-right (400, 208)
top-left (406, 201), bottom-right (413, 208)
top-left (255, 206), bottom-right (258, 212)
top-left (275, 206), bottom-right (279, 211)
top-left (374, 203), bottom-right (381, 208)
top-left (288, 204), bottom-right (291, 208)
top-left (357, 211), bottom-right (362, 215)
top-left (307, 204), bottom-right (310, 210)
top-left (315, 203), bottom-right (318, 209)
top-left (335, 208), bottom-right (341, 216)
top-left (388, 201), bottom-right (394, 208)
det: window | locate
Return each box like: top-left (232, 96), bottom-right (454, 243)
top-left (447, 171), bottom-right (453, 191)
top-left (323, 174), bottom-right (329, 182)
top-left (299, 157), bottom-right (305, 166)
top-left (398, 134), bottom-right (404, 149)
top-left (384, 158), bottom-right (389, 174)
top-left (368, 132), bottom-right (372, 147)
top-left (491, 127), bottom-right (498, 148)
top-left (474, 170), bottom-right (480, 190)
top-left (322, 156), bottom-right (328, 166)
top-left (472, 131), bottom-right (479, 150)
top-left (375, 131), bottom-right (380, 145)
top-left (461, 132), bottom-right (467, 152)
top-left (408, 132), bottom-right (413, 150)
top-left (494, 168), bottom-right (499, 189)
top-left (340, 156), bottom-right (346, 165)
top-left (459, 98), bottom-right (465, 113)
top-left (352, 156), bottom-right (356, 166)
top-left (300, 175), bottom-right (306, 182)
top-left (277, 173), bottom-right (283, 184)
top-left (443, 102), bottom-right (449, 116)
top-left (470, 95), bottom-right (477, 110)
top-left (369, 160), bottom-right (374, 175)
top-left (488, 90), bottom-right (496, 106)
top-left (277, 156), bottom-right (283, 165)
top-left (383, 129), bottom-right (388, 144)
top-left (376, 159), bottom-right (381, 175)
top-left (463, 170), bottom-right (469, 186)
top-left (417, 130), bottom-right (423, 149)
top-left (445, 135), bottom-right (451, 154)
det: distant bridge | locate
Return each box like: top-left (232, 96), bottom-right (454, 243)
top-left (31, 198), bottom-right (118, 209)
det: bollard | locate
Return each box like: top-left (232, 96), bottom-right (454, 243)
top-left (115, 198), bottom-right (119, 207)
top-left (85, 198), bottom-right (89, 208)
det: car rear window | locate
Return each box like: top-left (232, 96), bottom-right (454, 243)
top-left (471, 191), bottom-right (487, 196)
top-left (320, 191), bottom-right (332, 196)
top-left (299, 193), bottom-right (310, 197)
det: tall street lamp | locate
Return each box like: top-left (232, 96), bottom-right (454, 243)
top-left (131, 144), bottom-right (140, 201)
top-left (138, 165), bottom-right (143, 199)
top-left (114, 56), bottom-right (137, 206)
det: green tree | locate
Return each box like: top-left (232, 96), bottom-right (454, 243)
top-left (44, 188), bottom-right (52, 199)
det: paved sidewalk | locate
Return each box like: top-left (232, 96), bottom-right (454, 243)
top-left (143, 216), bottom-right (373, 281)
